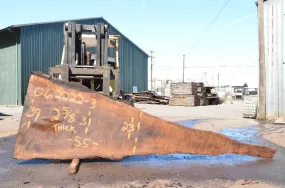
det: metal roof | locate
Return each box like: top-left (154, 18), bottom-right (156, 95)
top-left (0, 17), bottom-right (148, 56)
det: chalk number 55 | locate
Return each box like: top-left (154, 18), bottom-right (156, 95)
top-left (74, 136), bottom-right (92, 148)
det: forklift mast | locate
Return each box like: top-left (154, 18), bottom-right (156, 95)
top-left (49, 22), bottom-right (120, 98)
top-left (63, 22), bottom-right (108, 67)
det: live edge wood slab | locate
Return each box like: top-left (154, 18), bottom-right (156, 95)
top-left (14, 73), bottom-right (276, 162)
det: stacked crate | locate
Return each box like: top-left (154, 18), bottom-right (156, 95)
top-left (243, 95), bottom-right (258, 118)
top-left (195, 82), bottom-right (208, 106)
top-left (169, 82), bottom-right (199, 106)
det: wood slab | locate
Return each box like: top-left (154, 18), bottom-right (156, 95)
top-left (14, 73), bottom-right (276, 160)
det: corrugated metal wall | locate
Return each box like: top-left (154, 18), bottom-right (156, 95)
top-left (0, 30), bottom-right (21, 105)
top-left (20, 23), bottom-right (64, 103)
top-left (20, 18), bottom-right (148, 104)
top-left (263, 0), bottom-right (285, 119)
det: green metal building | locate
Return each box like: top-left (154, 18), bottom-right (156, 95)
top-left (0, 17), bottom-right (148, 105)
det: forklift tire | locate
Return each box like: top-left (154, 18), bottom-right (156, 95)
top-left (120, 96), bottom-right (134, 107)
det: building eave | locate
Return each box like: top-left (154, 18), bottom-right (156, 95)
top-left (0, 16), bottom-right (149, 57)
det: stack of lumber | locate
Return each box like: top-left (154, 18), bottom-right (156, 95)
top-left (130, 91), bottom-right (169, 105)
top-left (170, 82), bottom-right (197, 95)
top-left (195, 82), bottom-right (208, 106)
top-left (169, 82), bottom-right (199, 106)
top-left (169, 95), bottom-right (199, 106)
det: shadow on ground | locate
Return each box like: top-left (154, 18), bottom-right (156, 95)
top-left (0, 112), bottom-right (12, 117)
top-left (0, 112), bottom-right (12, 120)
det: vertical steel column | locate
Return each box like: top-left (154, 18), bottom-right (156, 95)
top-left (61, 64), bottom-right (70, 82)
top-left (96, 25), bottom-right (101, 66)
top-left (103, 25), bottom-right (109, 66)
top-left (100, 24), bottom-right (105, 66)
top-left (70, 23), bottom-right (76, 66)
top-left (64, 23), bottom-right (69, 64)
top-left (113, 69), bottom-right (120, 98)
top-left (258, 0), bottom-right (266, 119)
top-left (103, 65), bottom-right (110, 96)
top-left (64, 22), bottom-right (76, 66)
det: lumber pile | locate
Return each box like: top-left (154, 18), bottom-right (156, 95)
top-left (169, 82), bottom-right (222, 107)
top-left (169, 94), bottom-right (199, 106)
top-left (169, 82), bottom-right (199, 106)
top-left (170, 82), bottom-right (197, 95)
top-left (130, 91), bottom-right (169, 105)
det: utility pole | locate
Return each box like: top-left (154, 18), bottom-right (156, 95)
top-left (204, 72), bottom-right (207, 86)
top-left (258, 0), bottom-right (265, 119)
top-left (150, 51), bottom-right (155, 91)
top-left (218, 73), bottom-right (220, 91)
top-left (183, 55), bottom-right (185, 82)
top-left (212, 76), bottom-right (214, 86)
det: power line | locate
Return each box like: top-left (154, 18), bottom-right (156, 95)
top-left (186, 0), bottom-right (231, 54)
top-left (154, 64), bottom-right (257, 68)
top-left (214, 12), bottom-right (257, 29)
top-left (154, 62), bottom-right (258, 67)
top-left (153, 64), bottom-right (258, 71)
top-left (186, 39), bottom-right (257, 48)
top-left (213, 40), bottom-right (257, 46)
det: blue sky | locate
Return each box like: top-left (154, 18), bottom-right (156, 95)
top-left (0, 0), bottom-right (259, 87)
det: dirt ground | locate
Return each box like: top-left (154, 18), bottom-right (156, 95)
top-left (0, 101), bottom-right (285, 188)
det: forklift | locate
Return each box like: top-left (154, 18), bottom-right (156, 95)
top-left (49, 22), bottom-right (121, 98)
